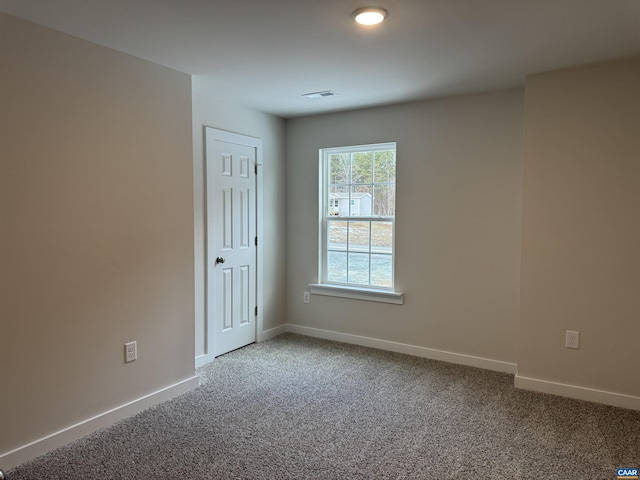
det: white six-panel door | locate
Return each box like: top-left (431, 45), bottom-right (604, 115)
top-left (206, 129), bottom-right (258, 357)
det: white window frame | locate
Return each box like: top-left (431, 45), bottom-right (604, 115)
top-left (310, 142), bottom-right (403, 305)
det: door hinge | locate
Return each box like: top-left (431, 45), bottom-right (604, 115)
top-left (255, 236), bottom-right (258, 246)
top-left (255, 306), bottom-right (258, 316)
top-left (255, 164), bottom-right (258, 175)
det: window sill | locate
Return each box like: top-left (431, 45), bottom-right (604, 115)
top-left (309, 284), bottom-right (404, 305)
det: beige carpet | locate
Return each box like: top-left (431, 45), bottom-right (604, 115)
top-left (9, 333), bottom-right (640, 479)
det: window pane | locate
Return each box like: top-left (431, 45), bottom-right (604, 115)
top-left (348, 252), bottom-right (370, 285)
top-left (329, 185), bottom-right (348, 216)
top-left (328, 251), bottom-right (347, 283)
top-left (351, 152), bottom-right (372, 185)
top-left (351, 185), bottom-right (372, 216)
top-left (328, 221), bottom-right (347, 250)
top-left (348, 221), bottom-right (370, 252)
top-left (373, 184), bottom-right (395, 216)
top-left (329, 154), bottom-right (350, 186)
top-left (371, 222), bottom-right (392, 251)
top-left (371, 254), bottom-right (392, 287)
top-left (374, 150), bottom-right (396, 184)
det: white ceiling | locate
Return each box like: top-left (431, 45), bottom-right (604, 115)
top-left (1, 0), bottom-right (639, 118)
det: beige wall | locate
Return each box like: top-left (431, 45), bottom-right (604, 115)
top-left (286, 90), bottom-right (524, 364)
top-left (518, 58), bottom-right (640, 397)
top-left (0, 13), bottom-right (194, 454)
top-left (192, 92), bottom-right (287, 360)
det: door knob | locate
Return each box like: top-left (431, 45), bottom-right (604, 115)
top-left (215, 257), bottom-right (225, 265)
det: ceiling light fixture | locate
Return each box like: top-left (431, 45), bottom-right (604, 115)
top-left (352, 7), bottom-right (387, 25)
top-left (302, 90), bottom-right (337, 99)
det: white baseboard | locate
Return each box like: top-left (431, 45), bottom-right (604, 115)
top-left (259, 324), bottom-right (288, 342)
top-left (515, 374), bottom-right (640, 411)
top-left (285, 324), bottom-right (518, 374)
top-left (1, 375), bottom-right (200, 471)
top-left (195, 353), bottom-right (215, 368)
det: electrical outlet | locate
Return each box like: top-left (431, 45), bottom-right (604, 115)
top-left (565, 331), bottom-right (579, 349)
top-left (303, 291), bottom-right (310, 304)
top-left (125, 341), bottom-right (137, 363)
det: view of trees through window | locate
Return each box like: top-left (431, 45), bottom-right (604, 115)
top-left (328, 149), bottom-right (396, 217)
top-left (322, 144), bottom-right (396, 288)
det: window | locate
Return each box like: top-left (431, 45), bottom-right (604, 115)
top-left (312, 142), bottom-right (402, 304)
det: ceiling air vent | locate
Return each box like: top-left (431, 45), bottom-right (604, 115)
top-left (302, 90), bottom-right (337, 99)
